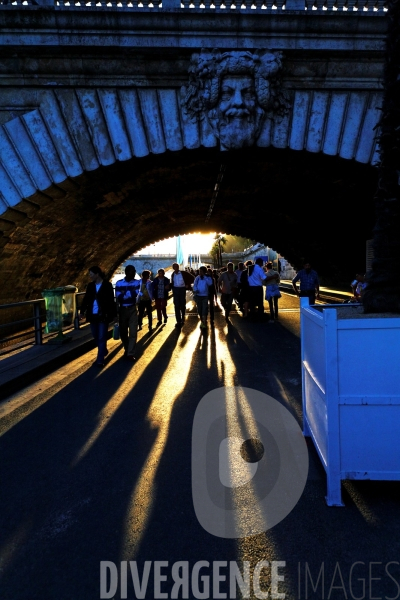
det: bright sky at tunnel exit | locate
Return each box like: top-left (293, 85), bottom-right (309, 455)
top-left (137, 233), bottom-right (219, 255)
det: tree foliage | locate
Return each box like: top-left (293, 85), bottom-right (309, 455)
top-left (223, 235), bottom-right (256, 253)
top-left (209, 235), bottom-right (255, 254)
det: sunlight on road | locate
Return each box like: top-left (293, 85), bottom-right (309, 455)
top-left (120, 329), bottom-right (199, 558)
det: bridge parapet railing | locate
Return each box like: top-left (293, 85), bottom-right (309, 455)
top-left (179, 0), bottom-right (285, 10)
top-left (0, 292), bottom-right (86, 351)
top-left (0, 0), bottom-right (388, 11)
top-left (305, 0), bottom-right (387, 10)
top-left (56, 0), bottom-right (162, 7)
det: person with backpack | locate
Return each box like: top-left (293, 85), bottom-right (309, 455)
top-left (115, 264), bottom-right (141, 362)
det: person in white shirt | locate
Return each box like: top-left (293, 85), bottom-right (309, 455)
top-left (170, 263), bottom-right (194, 328)
top-left (247, 257), bottom-right (266, 319)
top-left (193, 266), bottom-right (213, 329)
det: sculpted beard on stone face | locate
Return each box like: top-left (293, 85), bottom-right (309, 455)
top-left (209, 75), bottom-right (265, 150)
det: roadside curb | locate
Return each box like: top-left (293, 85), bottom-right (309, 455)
top-left (0, 326), bottom-right (114, 399)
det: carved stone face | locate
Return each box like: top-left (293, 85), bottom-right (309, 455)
top-left (219, 75), bottom-right (256, 118)
top-left (183, 50), bottom-right (288, 151)
top-left (209, 75), bottom-right (265, 150)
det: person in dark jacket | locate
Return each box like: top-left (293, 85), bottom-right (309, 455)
top-left (152, 269), bottom-right (170, 326)
top-left (79, 265), bottom-right (117, 367)
top-left (137, 270), bottom-right (154, 332)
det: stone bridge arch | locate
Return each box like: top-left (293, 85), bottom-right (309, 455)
top-left (0, 30), bottom-right (385, 302)
top-left (0, 85), bottom-right (381, 217)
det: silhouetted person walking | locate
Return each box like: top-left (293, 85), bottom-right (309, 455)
top-left (292, 261), bottom-right (320, 305)
top-left (170, 263), bottom-right (194, 328)
top-left (80, 266), bottom-right (116, 367)
top-left (115, 264), bottom-right (141, 362)
top-left (264, 261), bottom-right (281, 322)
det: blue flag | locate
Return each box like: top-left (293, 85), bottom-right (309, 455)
top-left (176, 235), bottom-right (184, 265)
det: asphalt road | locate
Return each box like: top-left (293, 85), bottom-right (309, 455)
top-left (0, 293), bottom-right (399, 600)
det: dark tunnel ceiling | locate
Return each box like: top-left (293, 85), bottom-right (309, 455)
top-left (0, 146), bottom-right (378, 302)
top-left (72, 146), bottom-right (378, 271)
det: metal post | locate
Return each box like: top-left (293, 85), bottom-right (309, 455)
top-left (33, 302), bottom-right (43, 345)
top-left (74, 294), bottom-right (80, 329)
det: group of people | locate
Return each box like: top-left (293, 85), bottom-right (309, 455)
top-left (79, 264), bottom-right (171, 367)
top-left (79, 259), bottom-right (321, 367)
top-left (181, 259), bottom-right (283, 329)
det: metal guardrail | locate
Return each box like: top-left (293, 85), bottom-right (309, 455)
top-left (279, 281), bottom-right (353, 304)
top-left (0, 292), bottom-right (86, 350)
top-left (0, 299), bottom-right (45, 347)
top-left (0, 0), bottom-right (388, 11)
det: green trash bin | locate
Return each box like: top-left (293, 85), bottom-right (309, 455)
top-left (42, 285), bottom-right (77, 339)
